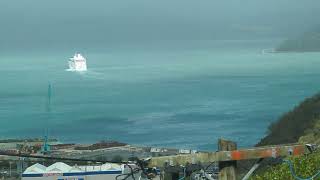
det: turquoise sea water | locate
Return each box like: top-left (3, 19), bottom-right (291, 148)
top-left (1, 40), bottom-right (320, 150)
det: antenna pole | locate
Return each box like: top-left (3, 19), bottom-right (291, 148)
top-left (42, 83), bottom-right (52, 155)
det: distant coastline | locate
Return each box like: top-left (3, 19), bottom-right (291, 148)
top-left (275, 26), bottom-right (320, 52)
top-left (0, 138), bottom-right (58, 143)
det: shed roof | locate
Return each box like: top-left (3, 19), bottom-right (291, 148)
top-left (23, 163), bottom-right (46, 174)
top-left (46, 162), bottom-right (72, 172)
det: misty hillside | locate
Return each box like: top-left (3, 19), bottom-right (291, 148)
top-left (257, 93), bottom-right (320, 146)
top-left (276, 26), bottom-right (320, 52)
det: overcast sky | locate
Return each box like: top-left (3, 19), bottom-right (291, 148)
top-left (0, 0), bottom-right (319, 49)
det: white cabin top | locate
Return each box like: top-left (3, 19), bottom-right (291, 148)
top-left (70, 53), bottom-right (86, 61)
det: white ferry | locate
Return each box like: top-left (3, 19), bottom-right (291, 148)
top-left (68, 53), bottom-right (87, 71)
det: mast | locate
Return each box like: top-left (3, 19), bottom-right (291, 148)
top-left (46, 83), bottom-right (51, 113)
top-left (42, 83), bottom-right (51, 155)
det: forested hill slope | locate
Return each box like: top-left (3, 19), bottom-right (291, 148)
top-left (253, 93), bottom-right (320, 179)
top-left (257, 93), bottom-right (320, 146)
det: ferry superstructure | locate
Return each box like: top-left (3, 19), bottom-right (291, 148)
top-left (68, 53), bottom-right (87, 71)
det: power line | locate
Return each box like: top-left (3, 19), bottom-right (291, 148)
top-left (0, 151), bottom-right (121, 164)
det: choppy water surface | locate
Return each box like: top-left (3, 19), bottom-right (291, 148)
top-left (1, 40), bottom-right (320, 150)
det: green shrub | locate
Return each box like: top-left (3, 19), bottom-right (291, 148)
top-left (252, 152), bottom-right (320, 180)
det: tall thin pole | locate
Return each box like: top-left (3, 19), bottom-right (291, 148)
top-left (42, 83), bottom-right (52, 154)
top-left (46, 83), bottom-right (51, 113)
top-left (46, 83), bottom-right (51, 141)
top-left (46, 83), bottom-right (51, 151)
top-left (9, 161), bottom-right (11, 177)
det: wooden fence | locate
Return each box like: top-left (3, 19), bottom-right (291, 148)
top-left (146, 139), bottom-right (312, 180)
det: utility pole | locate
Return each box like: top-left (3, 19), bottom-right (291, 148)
top-left (9, 161), bottom-right (12, 177)
top-left (42, 83), bottom-right (52, 155)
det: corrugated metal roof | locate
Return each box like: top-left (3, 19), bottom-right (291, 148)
top-left (24, 163), bottom-right (47, 174)
top-left (46, 162), bottom-right (72, 172)
top-left (23, 162), bottom-right (122, 174)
